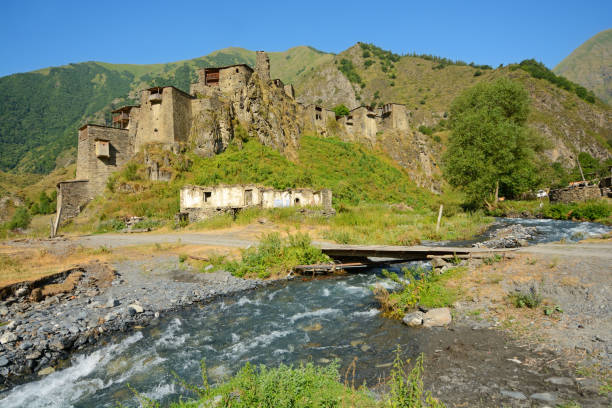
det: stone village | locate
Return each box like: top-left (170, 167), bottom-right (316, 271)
top-left (52, 51), bottom-right (413, 233)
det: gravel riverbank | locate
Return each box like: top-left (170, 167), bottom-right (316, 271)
top-left (0, 256), bottom-right (266, 389)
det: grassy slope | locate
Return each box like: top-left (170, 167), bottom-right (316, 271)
top-left (67, 135), bottom-right (490, 244)
top-left (554, 28), bottom-right (612, 105)
top-left (0, 46), bottom-right (333, 174)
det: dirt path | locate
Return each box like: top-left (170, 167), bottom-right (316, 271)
top-left (519, 241), bottom-right (612, 259)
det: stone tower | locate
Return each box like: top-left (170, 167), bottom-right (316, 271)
top-left (256, 51), bottom-right (270, 81)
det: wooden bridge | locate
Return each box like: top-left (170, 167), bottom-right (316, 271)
top-left (319, 244), bottom-right (513, 262)
top-left (293, 244), bottom-right (514, 275)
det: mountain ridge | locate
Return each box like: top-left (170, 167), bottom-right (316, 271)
top-left (554, 28), bottom-right (612, 105)
top-left (0, 43), bottom-right (610, 177)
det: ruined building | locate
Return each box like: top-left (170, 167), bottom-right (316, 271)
top-left (53, 51), bottom-right (413, 233)
top-left (180, 185), bottom-right (333, 221)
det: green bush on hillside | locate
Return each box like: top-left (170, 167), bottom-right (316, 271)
top-left (516, 59), bottom-right (596, 103)
top-left (6, 207), bottom-right (31, 230)
top-left (332, 104), bottom-right (350, 117)
top-left (30, 190), bottom-right (57, 215)
top-left (338, 58), bottom-right (363, 85)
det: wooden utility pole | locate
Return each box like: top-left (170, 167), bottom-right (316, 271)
top-left (436, 204), bottom-right (443, 233)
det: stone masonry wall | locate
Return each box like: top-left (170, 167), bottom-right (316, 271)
top-left (53, 180), bottom-right (90, 233)
top-left (549, 185), bottom-right (602, 203)
top-left (256, 51), bottom-right (270, 81)
top-left (76, 125), bottom-right (131, 195)
top-left (131, 87), bottom-right (192, 151)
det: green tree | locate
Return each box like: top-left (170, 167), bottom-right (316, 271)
top-left (7, 207), bottom-right (31, 230)
top-left (443, 78), bottom-right (541, 206)
top-left (332, 104), bottom-right (349, 117)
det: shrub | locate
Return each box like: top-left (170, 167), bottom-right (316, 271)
top-left (30, 191), bottom-right (56, 215)
top-left (332, 104), bottom-right (350, 117)
top-left (418, 125), bottom-right (433, 136)
top-left (473, 70), bottom-right (482, 77)
top-left (224, 232), bottom-right (330, 279)
top-left (7, 207), bottom-right (31, 230)
top-left (124, 163), bottom-right (140, 181)
top-left (372, 267), bottom-right (462, 319)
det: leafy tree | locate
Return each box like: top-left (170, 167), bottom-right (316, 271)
top-left (443, 78), bottom-right (542, 206)
top-left (332, 104), bottom-right (350, 117)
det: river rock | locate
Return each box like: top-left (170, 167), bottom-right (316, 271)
top-left (402, 311), bottom-right (425, 327)
top-left (38, 366), bottom-right (55, 376)
top-left (0, 332), bottom-right (18, 344)
top-left (530, 392), bottom-right (556, 402)
top-left (128, 304), bottom-right (144, 314)
top-left (422, 308), bottom-right (452, 328)
top-left (545, 377), bottom-right (574, 386)
top-left (430, 257), bottom-right (448, 269)
top-left (501, 390), bottom-right (527, 400)
top-left (0, 356), bottom-right (8, 367)
top-left (15, 287), bottom-right (29, 297)
top-left (0, 306), bottom-right (8, 316)
top-left (106, 297), bottom-right (119, 308)
top-left (26, 350), bottom-right (41, 360)
top-left (473, 224), bottom-right (538, 249)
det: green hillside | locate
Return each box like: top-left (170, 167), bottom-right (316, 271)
top-left (294, 43), bottom-right (612, 159)
top-left (0, 46), bottom-right (332, 174)
top-left (554, 28), bottom-right (612, 105)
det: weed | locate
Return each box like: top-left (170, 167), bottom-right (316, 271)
top-left (91, 245), bottom-right (112, 255)
top-left (544, 305), bottom-right (563, 316)
top-left (387, 347), bottom-right (446, 407)
top-left (178, 254), bottom-right (188, 263)
top-left (509, 287), bottom-right (542, 309)
top-left (483, 254), bottom-right (502, 265)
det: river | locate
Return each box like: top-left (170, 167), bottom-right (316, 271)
top-left (1, 218), bottom-right (609, 407)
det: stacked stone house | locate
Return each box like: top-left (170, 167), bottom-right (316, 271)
top-left (53, 51), bottom-right (412, 233)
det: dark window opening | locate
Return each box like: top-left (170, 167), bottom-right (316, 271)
top-left (236, 68), bottom-right (239, 73)
top-left (315, 113), bottom-right (321, 120)
top-left (204, 192), bottom-right (212, 202)
top-left (294, 197), bottom-right (300, 204)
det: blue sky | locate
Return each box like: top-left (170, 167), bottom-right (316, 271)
top-left (1, 0), bottom-right (610, 77)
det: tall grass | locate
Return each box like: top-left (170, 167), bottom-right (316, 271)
top-left (122, 350), bottom-right (445, 408)
top-left (224, 232), bottom-right (330, 279)
top-left (372, 267), bottom-right (465, 319)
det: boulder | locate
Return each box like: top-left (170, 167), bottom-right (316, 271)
top-left (430, 257), bottom-right (448, 269)
top-left (422, 308), bottom-right (452, 328)
top-left (402, 311), bottom-right (424, 327)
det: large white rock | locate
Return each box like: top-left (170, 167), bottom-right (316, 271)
top-left (0, 331), bottom-right (17, 344)
top-left (422, 308), bottom-right (452, 328)
top-left (402, 311), bottom-right (424, 327)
